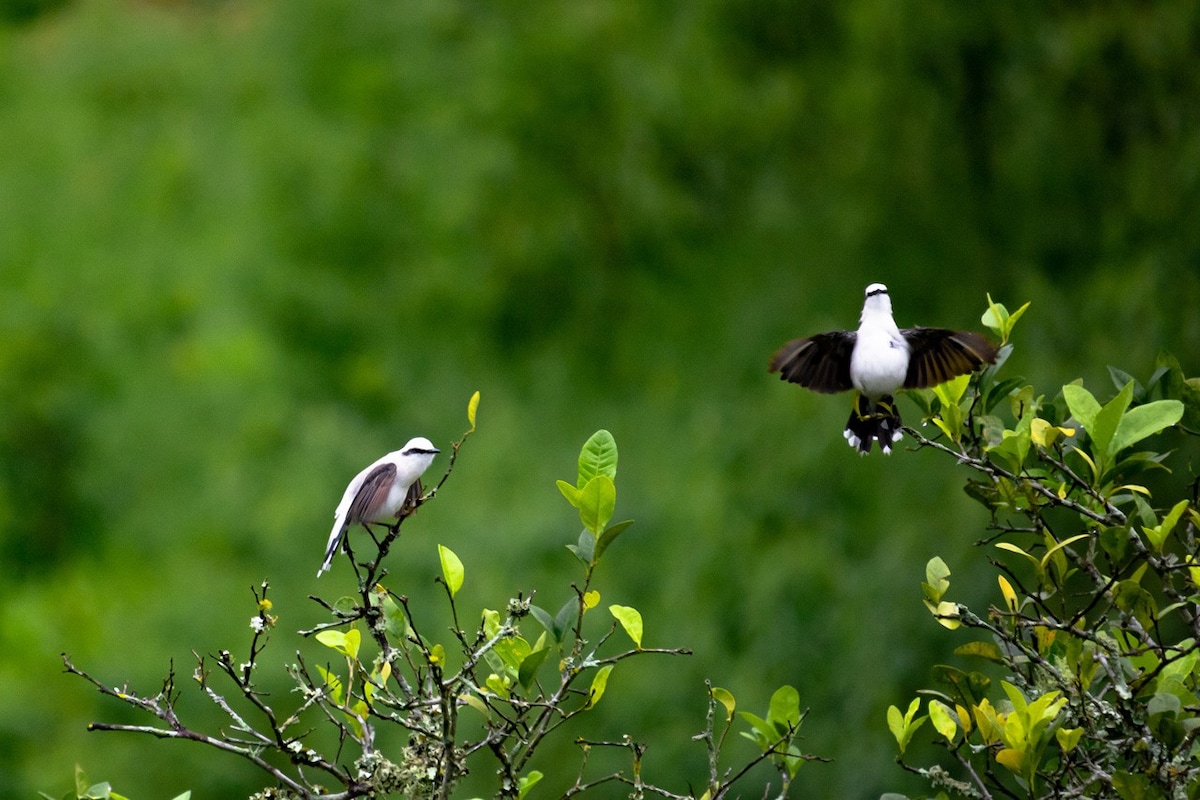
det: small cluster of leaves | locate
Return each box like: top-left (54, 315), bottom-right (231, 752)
top-left (889, 299), bottom-right (1200, 799)
top-left (39, 765), bottom-right (190, 800)
top-left (60, 404), bottom-right (821, 798)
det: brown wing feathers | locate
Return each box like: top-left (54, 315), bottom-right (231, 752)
top-left (768, 331), bottom-right (856, 394)
top-left (347, 462), bottom-right (398, 524)
top-left (902, 328), bottom-right (998, 389)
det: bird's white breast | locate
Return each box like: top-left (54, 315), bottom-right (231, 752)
top-left (850, 325), bottom-right (909, 398)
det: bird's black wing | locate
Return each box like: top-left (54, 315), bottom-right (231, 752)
top-left (768, 331), bottom-right (856, 394)
top-left (347, 462), bottom-right (398, 524)
top-left (901, 328), bottom-right (998, 389)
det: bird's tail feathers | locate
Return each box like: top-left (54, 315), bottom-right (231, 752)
top-left (317, 519), bottom-right (349, 578)
top-left (844, 394), bottom-right (903, 455)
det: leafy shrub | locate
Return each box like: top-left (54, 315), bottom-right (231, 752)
top-left (888, 300), bottom-right (1200, 800)
top-left (60, 397), bottom-right (817, 799)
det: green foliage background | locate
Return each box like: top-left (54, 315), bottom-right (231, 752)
top-left (1, 0), bottom-right (1198, 796)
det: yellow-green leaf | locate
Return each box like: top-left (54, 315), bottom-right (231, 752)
top-left (485, 673), bottom-right (511, 698)
top-left (711, 686), bottom-right (736, 721)
top-left (578, 475), bottom-right (616, 536)
top-left (460, 693), bottom-right (490, 719)
top-left (316, 628), bottom-right (361, 659)
top-left (609, 604), bottom-right (643, 648)
top-left (931, 600), bottom-right (961, 630)
top-left (586, 664), bottom-right (614, 709)
top-left (1041, 534), bottom-right (1090, 569)
top-left (315, 664), bottom-right (343, 705)
top-left (1030, 417), bottom-right (1075, 448)
top-left (1056, 726), bottom-right (1083, 752)
top-left (995, 541), bottom-right (1039, 566)
top-left (582, 590), bottom-right (600, 610)
top-left (467, 390), bottom-right (480, 432)
top-left (998, 574), bottom-right (1019, 614)
top-left (1144, 499), bottom-right (1190, 553)
top-left (996, 747), bottom-right (1024, 774)
top-left (925, 557), bottom-right (952, 598)
top-left (517, 770), bottom-right (543, 800)
top-left (886, 698), bottom-right (927, 755)
top-left (438, 544), bottom-right (465, 598)
top-left (955, 640), bottom-right (1006, 663)
top-left (956, 703), bottom-right (973, 735)
top-left (929, 699), bottom-right (958, 743)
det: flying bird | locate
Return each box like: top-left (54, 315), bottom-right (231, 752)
top-left (318, 437), bottom-right (440, 577)
top-left (769, 283), bottom-right (998, 454)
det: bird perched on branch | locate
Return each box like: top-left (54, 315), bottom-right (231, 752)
top-left (769, 283), bottom-right (998, 454)
top-left (318, 437), bottom-right (440, 577)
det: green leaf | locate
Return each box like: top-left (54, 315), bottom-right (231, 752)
top-left (609, 604), bottom-right (643, 648)
top-left (577, 429), bottom-right (618, 488)
top-left (377, 593), bottom-right (404, 638)
top-left (577, 475), bottom-right (616, 536)
top-left (586, 664), bottom-right (613, 709)
top-left (485, 673), bottom-right (511, 698)
top-left (461, 693), bottom-right (490, 719)
top-left (481, 608), bottom-right (502, 638)
top-left (530, 606), bottom-right (556, 642)
top-left (492, 635), bottom-right (532, 675)
top-left (1091, 381), bottom-right (1135, 463)
top-left (711, 686), bottom-right (736, 721)
top-left (1062, 383), bottom-right (1101, 435)
top-left (517, 770), bottom-right (544, 800)
top-left (315, 664), bottom-right (344, 705)
top-left (82, 783), bottom-right (115, 800)
top-left (767, 685), bottom-right (801, 734)
top-left (316, 628), bottom-right (361, 659)
top-left (1041, 534), bottom-right (1089, 570)
top-left (924, 557), bottom-right (952, 601)
top-left (466, 390), bottom-right (480, 432)
top-left (738, 711), bottom-right (773, 749)
top-left (1112, 770), bottom-right (1153, 800)
top-left (438, 544), bottom-right (464, 598)
top-left (981, 294), bottom-right (1008, 337)
top-left (593, 519), bottom-right (634, 563)
top-left (1143, 500), bottom-right (1190, 552)
top-left (556, 480), bottom-right (581, 509)
top-left (954, 641), bottom-right (1006, 663)
top-left (1056, 726), bottom-right (1083, 752)
top-left (981, 295), bottom-right (1030, 343)
top-left (1004, 300), bottom-right (1031, 335)
top-left (1100, 525), bottom-right (1131, 561)
top-left (886, 698), bottom-right (927, 755)
top-left (1109, 366), bottom-right (1141, 396)
top-left (930, 665), bottom-right (991, 708)
top-left (1110, 399), bottom-right (1184, 455)
top-left (554, 596), bottom-right (579, 640)
top-left (1114, 580), bottom-right (1158, 628)
top-left (518, 646), bottom-right (549, 689)
top-left (932, 373), bottom-right (971, 409)
top-left (567, 528), bottom-right (594, 564)
top-left (995, 541), bottom-right (1040, 568)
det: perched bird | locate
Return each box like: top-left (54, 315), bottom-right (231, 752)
top-left (769, 283), bottom-right (998, 454)
top-left (318, 437), bottom-right (440, 577)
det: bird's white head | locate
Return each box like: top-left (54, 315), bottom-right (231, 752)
top-left (397, 436), bottom-right (440, 482)
top-left (860, 282), bottom-right (893, 320)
